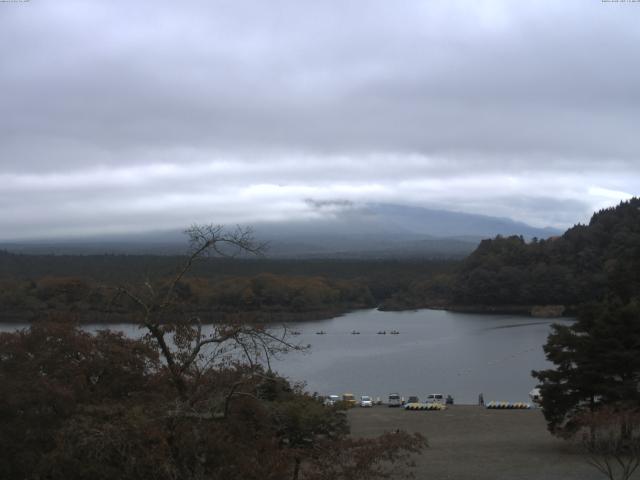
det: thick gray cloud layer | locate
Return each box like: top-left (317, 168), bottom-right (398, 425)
top-left (0, 0), bottom-right (638, 239)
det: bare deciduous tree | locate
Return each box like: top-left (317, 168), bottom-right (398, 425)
top-left (113, 224), bottom-right (301, 401)
top-left (577, 406), bottom-right (640, 480)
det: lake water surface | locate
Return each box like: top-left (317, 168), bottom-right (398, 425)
top-left (1, 308), bottom-right (570, 405)
top-left (269, 308), bottom-right (570, 404)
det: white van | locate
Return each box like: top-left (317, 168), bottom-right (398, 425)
top-left (425, 393), bottom-right (444, 404)
top-left (388, 393), bottom-right (402, 407)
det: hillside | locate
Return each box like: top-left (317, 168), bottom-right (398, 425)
top-left (394, 198), bottom-right (640, 312)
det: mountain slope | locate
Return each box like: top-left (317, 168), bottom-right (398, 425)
top-left (0, 203), bottom-right (561, 258)
top-left (364, 204), bottom-right (559, 239)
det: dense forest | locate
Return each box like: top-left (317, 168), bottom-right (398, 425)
top-left (0, 253), bottom-right (455, 322)
top-left (389, 198), bottom-right (640, 314)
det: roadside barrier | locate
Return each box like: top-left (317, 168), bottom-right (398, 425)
top-left (486, 401), bottom-right (531, 409)
top-left (404, 403), bottom-right (447, 411)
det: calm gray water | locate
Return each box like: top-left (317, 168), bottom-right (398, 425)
top-left (0, 308), bottom-right (570, 405)
top-left (269, 309), bottom-right (569, 404)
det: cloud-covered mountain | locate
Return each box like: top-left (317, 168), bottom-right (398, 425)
top-left (252, 203), bottom-right (560, 258)
top-left (1, 203), bottom-right (561, 258)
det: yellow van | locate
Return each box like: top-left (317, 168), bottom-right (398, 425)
top-left (342, 393), bottom-right (357, 407)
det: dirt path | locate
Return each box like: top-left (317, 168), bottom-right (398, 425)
top-left (348, 405), bottom-right (609, 480)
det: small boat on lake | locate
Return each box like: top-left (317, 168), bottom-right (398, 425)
top-left (351, 330), bottom-right (360, 335)
top-left (377, 330), bottom-right (386, 335)
top-left (390, 330), bottom-right (400, 335)
top-left (316, 330), bottom-right (326, 335)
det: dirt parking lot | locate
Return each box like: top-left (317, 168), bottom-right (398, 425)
top-left (348, 405), bottom-right (609, 480)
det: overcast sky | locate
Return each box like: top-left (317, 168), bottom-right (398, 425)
top-left (0, 0), bottom-right (638, 240)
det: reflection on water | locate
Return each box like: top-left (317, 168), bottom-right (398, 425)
top-left (0, 309), bottom-right (571, 404)
top-left (483, 321), bottom-right (553, 330)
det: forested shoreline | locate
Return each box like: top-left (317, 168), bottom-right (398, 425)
top-left (0, 253), bottom-right (456, 323)
top-left (2, 199), bottom-right (639, 323)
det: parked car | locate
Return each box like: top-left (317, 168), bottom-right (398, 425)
top-left (406, 395), bottom-right (419, 404)
top-left (342, 393), bottom-right (357, 407)
top-left (324, 394), bottom-right (341, 406)
top-left (425, 393), bottom-right (444, 404)
top-left (388, 393), bottom-right (402, 407)
top-left (360, 395), bottom-right (373, 407)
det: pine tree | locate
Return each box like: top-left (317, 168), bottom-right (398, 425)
top-left (533, 298), bottom-right (640, 436)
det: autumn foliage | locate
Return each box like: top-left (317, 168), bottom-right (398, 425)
top-left (0, 320), bottom-right (425, 479)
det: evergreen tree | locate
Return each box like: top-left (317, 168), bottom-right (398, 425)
top-left (533, 298), bottom-right (640, 435)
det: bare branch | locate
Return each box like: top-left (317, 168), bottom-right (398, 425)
top-left (107, 223), bottom-right (295, 403)
top-left (578, 406), bottom-right (640, 480)
top-left (116, 286), bottom-right (151, 315)
top-left (159, 224), bottom-right (265, 310)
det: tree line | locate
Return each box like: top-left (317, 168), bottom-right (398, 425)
top-left (381, 198), bottom-right (640, 312)
top-left (0, 274), bottom-right (376, 323)
top-left (0, 251), bottom-right (456, 322)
